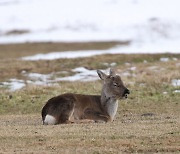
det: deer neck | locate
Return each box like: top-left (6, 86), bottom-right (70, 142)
top-left (100, 90), bottom-right (118, 121)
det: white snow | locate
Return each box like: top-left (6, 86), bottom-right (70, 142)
top-left (173, 90), bottom-right (180, 93)
top-left (56, 67), bottom-right (102, 82)
top-left (0, 67), bottom-right (108, 91)
top-left (172, 79), bottom-right (180, 87)
top-left (110, 62), bottom-right (117, 67)
top-left (143, 60), bottom-right (148, 63)
top-left (129, 66), bottom-right (136, 71)
top-left (0, 79), bottom-right (25, 91)
top-left (0, 0), bottom-right (180, 53)
top-left (22, 49), bottom-right (110, 61)
top-left (26, 72), bottom-right (52, 82)
top-left (22, 44), bottom-right (180, 61)
top-left (1, 67), bottom-right (179, 91)
top-left (172, 58), bottom-right (178, 61)
top-left (163, 91), bottom-right (168, 95)
top-left (160, 57), bottom-right (169, 62)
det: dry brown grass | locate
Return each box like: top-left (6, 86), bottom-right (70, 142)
top-left (0, 52), bottom-right (179, 81)
top-left (0, 41), bottom-right (129, 59)
top-left (0, 114), bottom-right (179, 153)
top-left (0, 42), bottom-right (180, 153)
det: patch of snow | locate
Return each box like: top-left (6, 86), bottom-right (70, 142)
top-left (110, 62), bottom-right (117, 67)
top-left (21, 70), bottom-right (27, 74)
top-left (56, 67), bottom-right (104, 82)
top-left (22, 50), bottom-right (107, 61)
top-left (0, 67), bottom-right (108, 91)
top-left (24, 67), bottom-right (106, 83)
top-left (102, 62), bottom-right (116, 67)
top-left (172, 57), bottom-right (178, 61)
top-left (143, 60), bottom-right (148, 63)
top-left (173, 90), bottom-right (180, 93)
top-left (129, 67), bottom-right (136, 71)
top-left (160, 57), bottom-right (169, 62)
top-left (163, 91), bottom-right (168, 95)
top-left (102, 62), bottom-right (109, 66)
top-left (22, 44), bottom-right (180, 61)
top-left (172, 79), bottom-right (180, 87)
top-left (26, 72), bottom-right (52, 82)
top-left (0, 0), bottom-right (180, 53)
top-left (1, 79), bottom-right (25, 91)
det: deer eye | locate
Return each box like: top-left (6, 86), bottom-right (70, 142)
top-left (113, 83), bottom-right (118, 87)
top-left (110, 76), bottom-right (115, 80)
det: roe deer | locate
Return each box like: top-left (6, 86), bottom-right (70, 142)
top-left (41, 69), bottom-right (130, 125)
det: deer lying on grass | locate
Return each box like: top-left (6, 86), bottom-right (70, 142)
top-left (41, 69), bottom-right (130, 125)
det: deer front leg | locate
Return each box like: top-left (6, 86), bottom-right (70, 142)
top-left (83, 109), bottom-right (111, 122)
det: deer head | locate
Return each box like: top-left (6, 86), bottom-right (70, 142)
top-left (97, 69), bottom-right (130, 100)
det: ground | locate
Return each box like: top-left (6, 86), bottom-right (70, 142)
top-left (0, 42), bottom-right (179, 153)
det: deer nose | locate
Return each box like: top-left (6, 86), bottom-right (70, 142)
top-left (125, 88), bottom-right (130, 94)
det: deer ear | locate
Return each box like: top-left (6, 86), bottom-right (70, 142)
top-left (109, 68), bottom-right (116, 76)
top-left (97, 70), bottom-right (107, 80)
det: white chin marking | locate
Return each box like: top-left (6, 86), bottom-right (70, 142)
top-left (44, 115), bottom-right (57, 125)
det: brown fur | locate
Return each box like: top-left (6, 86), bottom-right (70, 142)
top-left (41, 69), bottom-right (130, 125)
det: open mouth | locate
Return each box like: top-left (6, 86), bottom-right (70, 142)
top-left (118, 92), bottom-right (130, 99)
top-left (123, 92), bottom-right (130, 99)
top-left (119, 94), bottom-right (129, 99)
top-left (123, 89), bottom-right (130, 99)
top-left (124, 94), bottom-right (128, 99)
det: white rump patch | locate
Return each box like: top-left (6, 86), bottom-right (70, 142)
top-left (44, 115), bottom-right (57, 125)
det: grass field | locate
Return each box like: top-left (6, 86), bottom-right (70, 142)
top-left (0, 42), bottom-right (180, 153)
